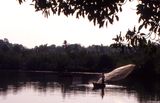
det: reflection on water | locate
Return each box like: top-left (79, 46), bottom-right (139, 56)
top-left (0, 72), bottom-right (160, 103)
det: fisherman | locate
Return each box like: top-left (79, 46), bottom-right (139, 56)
top-left (101, 73), bottom-right (105, 84)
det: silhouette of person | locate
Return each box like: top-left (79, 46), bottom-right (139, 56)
top-left (102, 73), bottom-right (105, 84)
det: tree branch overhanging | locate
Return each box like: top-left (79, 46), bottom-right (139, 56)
top-left (17, 0), bottom-right (160, 34)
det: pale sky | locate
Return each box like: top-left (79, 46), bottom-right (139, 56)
top-left (0, 0), bottom-right (138, 48)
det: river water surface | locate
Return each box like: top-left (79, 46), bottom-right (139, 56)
top-left (0, 72), bottom-right (160, 103)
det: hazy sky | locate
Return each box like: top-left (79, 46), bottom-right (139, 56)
top-left (0, 0), bottom-right (138, 48)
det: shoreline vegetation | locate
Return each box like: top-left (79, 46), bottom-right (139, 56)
top-left (0, 38), bottom-right (160, 79)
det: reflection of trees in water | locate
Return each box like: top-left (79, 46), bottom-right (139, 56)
top-left (0, 72), bottom-right (25, 96)
top-left (135, 81), bottom-right (160, 103)
top-left (0, 72), bottom-right (160, 102)
top-left (58, 73), bottom-right (97, 99)
top-left (0, 72), bottom-right (57, 94)
top-left (119, 79), bottom-right (160, 103)
top-left (0, 72), bottom-right (95, 95)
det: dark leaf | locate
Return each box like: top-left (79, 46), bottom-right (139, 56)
top-left (133, 27), bottom-right (136, 32)
top-left (138, 17), bottom-right (142, 23)
top-left (144, 23), bottom-right (147, 28)
top-left (138, 25), bottom-right (143, 32)
top-left (119, 6), bottom-right (122, 12)
top-left (106, 21), bottom-right (108, 27)
top-left (154, 27), bottom-right (157, 33)
top-left (108, 17), bottom-right (113, 24)
top-left (140, 33), bottom-right (145, 36)
top-left (115, 15), bottom-right (119, 21)
top-left (18, 0), bottom-right (25, 4)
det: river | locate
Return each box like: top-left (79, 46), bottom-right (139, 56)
top-left (0, 72), bottom-right (160, 103)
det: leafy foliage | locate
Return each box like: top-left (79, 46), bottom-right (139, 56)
top-left (137, 0), bottom-right (160, 34)
top-left (112, 28), bottom-right (160, 76)
top-left (17, 0), bottom-right (130, 27)
top-left (17, 0), bottom-right (160, 34)
top-left (112, 27), bottom-right (158, 49)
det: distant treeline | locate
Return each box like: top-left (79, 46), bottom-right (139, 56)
top-left (0, 38), bottom-right (160, 77)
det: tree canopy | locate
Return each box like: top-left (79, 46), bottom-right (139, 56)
top-left (18, 0), bottom-right (159, 35)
